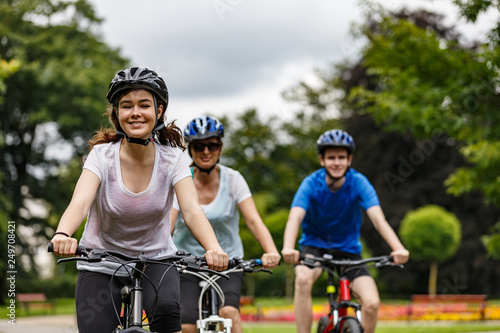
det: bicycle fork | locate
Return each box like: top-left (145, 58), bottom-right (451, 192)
top-left (197, 281), bottom-right (232, 333)
top-left (327, 275), bottom-right (362, 328)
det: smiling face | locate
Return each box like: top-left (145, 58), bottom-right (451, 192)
top-left (189, 137), bottom-right (222, 169)
top-left (116, 89), bottom-right (163, 140)
top-left (319, 147), bottom-right (352, 179)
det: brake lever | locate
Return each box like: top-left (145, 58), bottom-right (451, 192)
top-left (375, 259), bottom-right (403, 269)
top-left (294, 256), bottom-right (320, 269)
top-left (195, 267), bottom-right (230, 279)
top-left (56, 257), bottom-right (91, 264)
top-left (253, 268), bottom-right (273, 274)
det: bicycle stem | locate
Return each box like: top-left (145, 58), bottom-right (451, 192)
top-left (210, 285), bottom-right (219, 317)
top-left (130, 262), bottom-right (147, 328)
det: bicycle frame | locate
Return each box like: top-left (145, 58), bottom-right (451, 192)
top-left (197, 278), bottom-right (232, 333)
top-left (298, 254), bottom-right (400, 333)
top-left (325, 269), bottom-right (362, 332)
top-left (119, 261), bottom-right (148, 331)
top-left (180, 258), bottom-right (271, 333)
top-left (49, 244), bottom-right (223, 333)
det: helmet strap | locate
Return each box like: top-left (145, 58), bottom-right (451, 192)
top-left (325, 167), bottom-right (350, 190)
top-left (192, 162), bottom-right (217, 174)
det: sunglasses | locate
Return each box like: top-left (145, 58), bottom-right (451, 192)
top-left (192, 142), bottom-right (221, 153)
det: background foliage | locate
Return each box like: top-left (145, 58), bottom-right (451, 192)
top-left (2, 0), bottom-right (500, 300)
top-left (0, 0), bottom-right (127, 303)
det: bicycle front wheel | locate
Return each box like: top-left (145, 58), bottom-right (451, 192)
top-left (317, 316), bottom-right (330, 333)
top-left (339, 317), bottom-right (362, 333)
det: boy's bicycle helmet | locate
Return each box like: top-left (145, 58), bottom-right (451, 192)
top-left (184, 116), bottom-right (224, 143)
top-left (317, 129), bottom-right (355, 154)
top-left (107, 67), bottom-right (168, 146)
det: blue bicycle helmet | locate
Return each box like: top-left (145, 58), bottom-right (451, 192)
top-left (184, 116), bottom-right (224, 143)
top-left (317, 129), bottom-right (355, 154)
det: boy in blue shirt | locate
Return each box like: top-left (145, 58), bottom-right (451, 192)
top-left (281, 129), bottom-right (409, 333)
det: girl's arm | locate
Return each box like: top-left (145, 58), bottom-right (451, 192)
top-left (51, 169), bottom-right (100, 257)
top-left (238, 197), bottom-right (281, 268)
top-left (174, 177), bottom-right (228, 271)
top-left (366, 205), bottom-right (410, 264)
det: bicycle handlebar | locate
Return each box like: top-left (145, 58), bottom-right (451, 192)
top-left (226, 257), bottom-right (273, 274)
top-left (297, 254), bottom-right (402, 270)
top-left (47, 243), bottom-right (229, 278)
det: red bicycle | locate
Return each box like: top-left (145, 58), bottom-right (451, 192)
top-left (297, 254), bottom-right (402, 333)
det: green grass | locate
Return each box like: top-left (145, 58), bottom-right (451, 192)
top-left (1, 297), bottom-right (75, 317)
top-left (241, 322), bottom-right (500, 333)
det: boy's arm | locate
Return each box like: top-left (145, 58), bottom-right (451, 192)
top-left (366, 205), bottom-right (409, 264)
top-left (281, 206), bottom-right (306, 263)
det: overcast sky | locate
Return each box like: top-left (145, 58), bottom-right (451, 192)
top-left (86, 0), bottom-right (497, 130)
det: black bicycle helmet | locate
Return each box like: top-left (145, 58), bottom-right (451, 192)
top-left (107, 67), bottom-right (168, 146)
top-left (317, 129), bottom-right (355, 155)
top-left (184, 116), bottom-right (225, 143)
top-left (106, 67), bottom-right (169, 107)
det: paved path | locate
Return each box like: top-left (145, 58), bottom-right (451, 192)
top-left (0, 315), bottom-right (77, 333)
top-left (2, 315), bottom-right (500, 333)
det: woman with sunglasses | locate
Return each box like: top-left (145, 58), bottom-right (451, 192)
top-left (170, 116), bottom-right (281, 333)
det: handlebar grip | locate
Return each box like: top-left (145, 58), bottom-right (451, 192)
top-left (227, 258), bottom-right (263, 269)
top-left (227, 259), bottom-right (237, 269)
top-left (48, 243), bottom-right (85, 256)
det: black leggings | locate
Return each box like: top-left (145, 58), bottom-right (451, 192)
top-left (75, 264), bottom-right (181, 333)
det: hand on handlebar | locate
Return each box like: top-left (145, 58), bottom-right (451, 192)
top-left (390, 248), bottom-right (409, 264)
top-left (204, 249), bottom-right (229, 271)
top-left (281, 248), bottom-right (300, 264)
top-left (49, 236), bottom-right (78, 257)
top-left (261, 252), bottom-right (281, 268)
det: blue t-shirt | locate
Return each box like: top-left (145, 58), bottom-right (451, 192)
top-left (291, 168), bottom-right (380, 254)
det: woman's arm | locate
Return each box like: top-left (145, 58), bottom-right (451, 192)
top-left (174, 177), bottom-right (228, 270)
top-left (238, 197), bottom-right (281, 267)
top-left (366, 205), bottom-right (409, 264)
top-left (51, 169), bottom-right (100, 257)
top-left (281, 206), bottom-right (306, 263)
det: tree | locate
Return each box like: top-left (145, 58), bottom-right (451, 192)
top-left (345, 4), bottom-right (500, 258)
top-left (0, 0), bottom-right (127, 289)
top-left (345, 5), bottom-right (500, 200)
top-left (279, 8), bottom-right (500, 296)
top-left (400, 205), bottom-right (461, 296)
top-left (222, 108), bottom-right (338, 209)
top-left (481, 222), bottom-right (500, 259)
top-left (0, 56), bottom-right (20, 305)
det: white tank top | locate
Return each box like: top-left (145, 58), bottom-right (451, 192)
top-left (77, 139), bottom-right (192, 276)
top-left (172, 165), bottom-right (251, 258)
